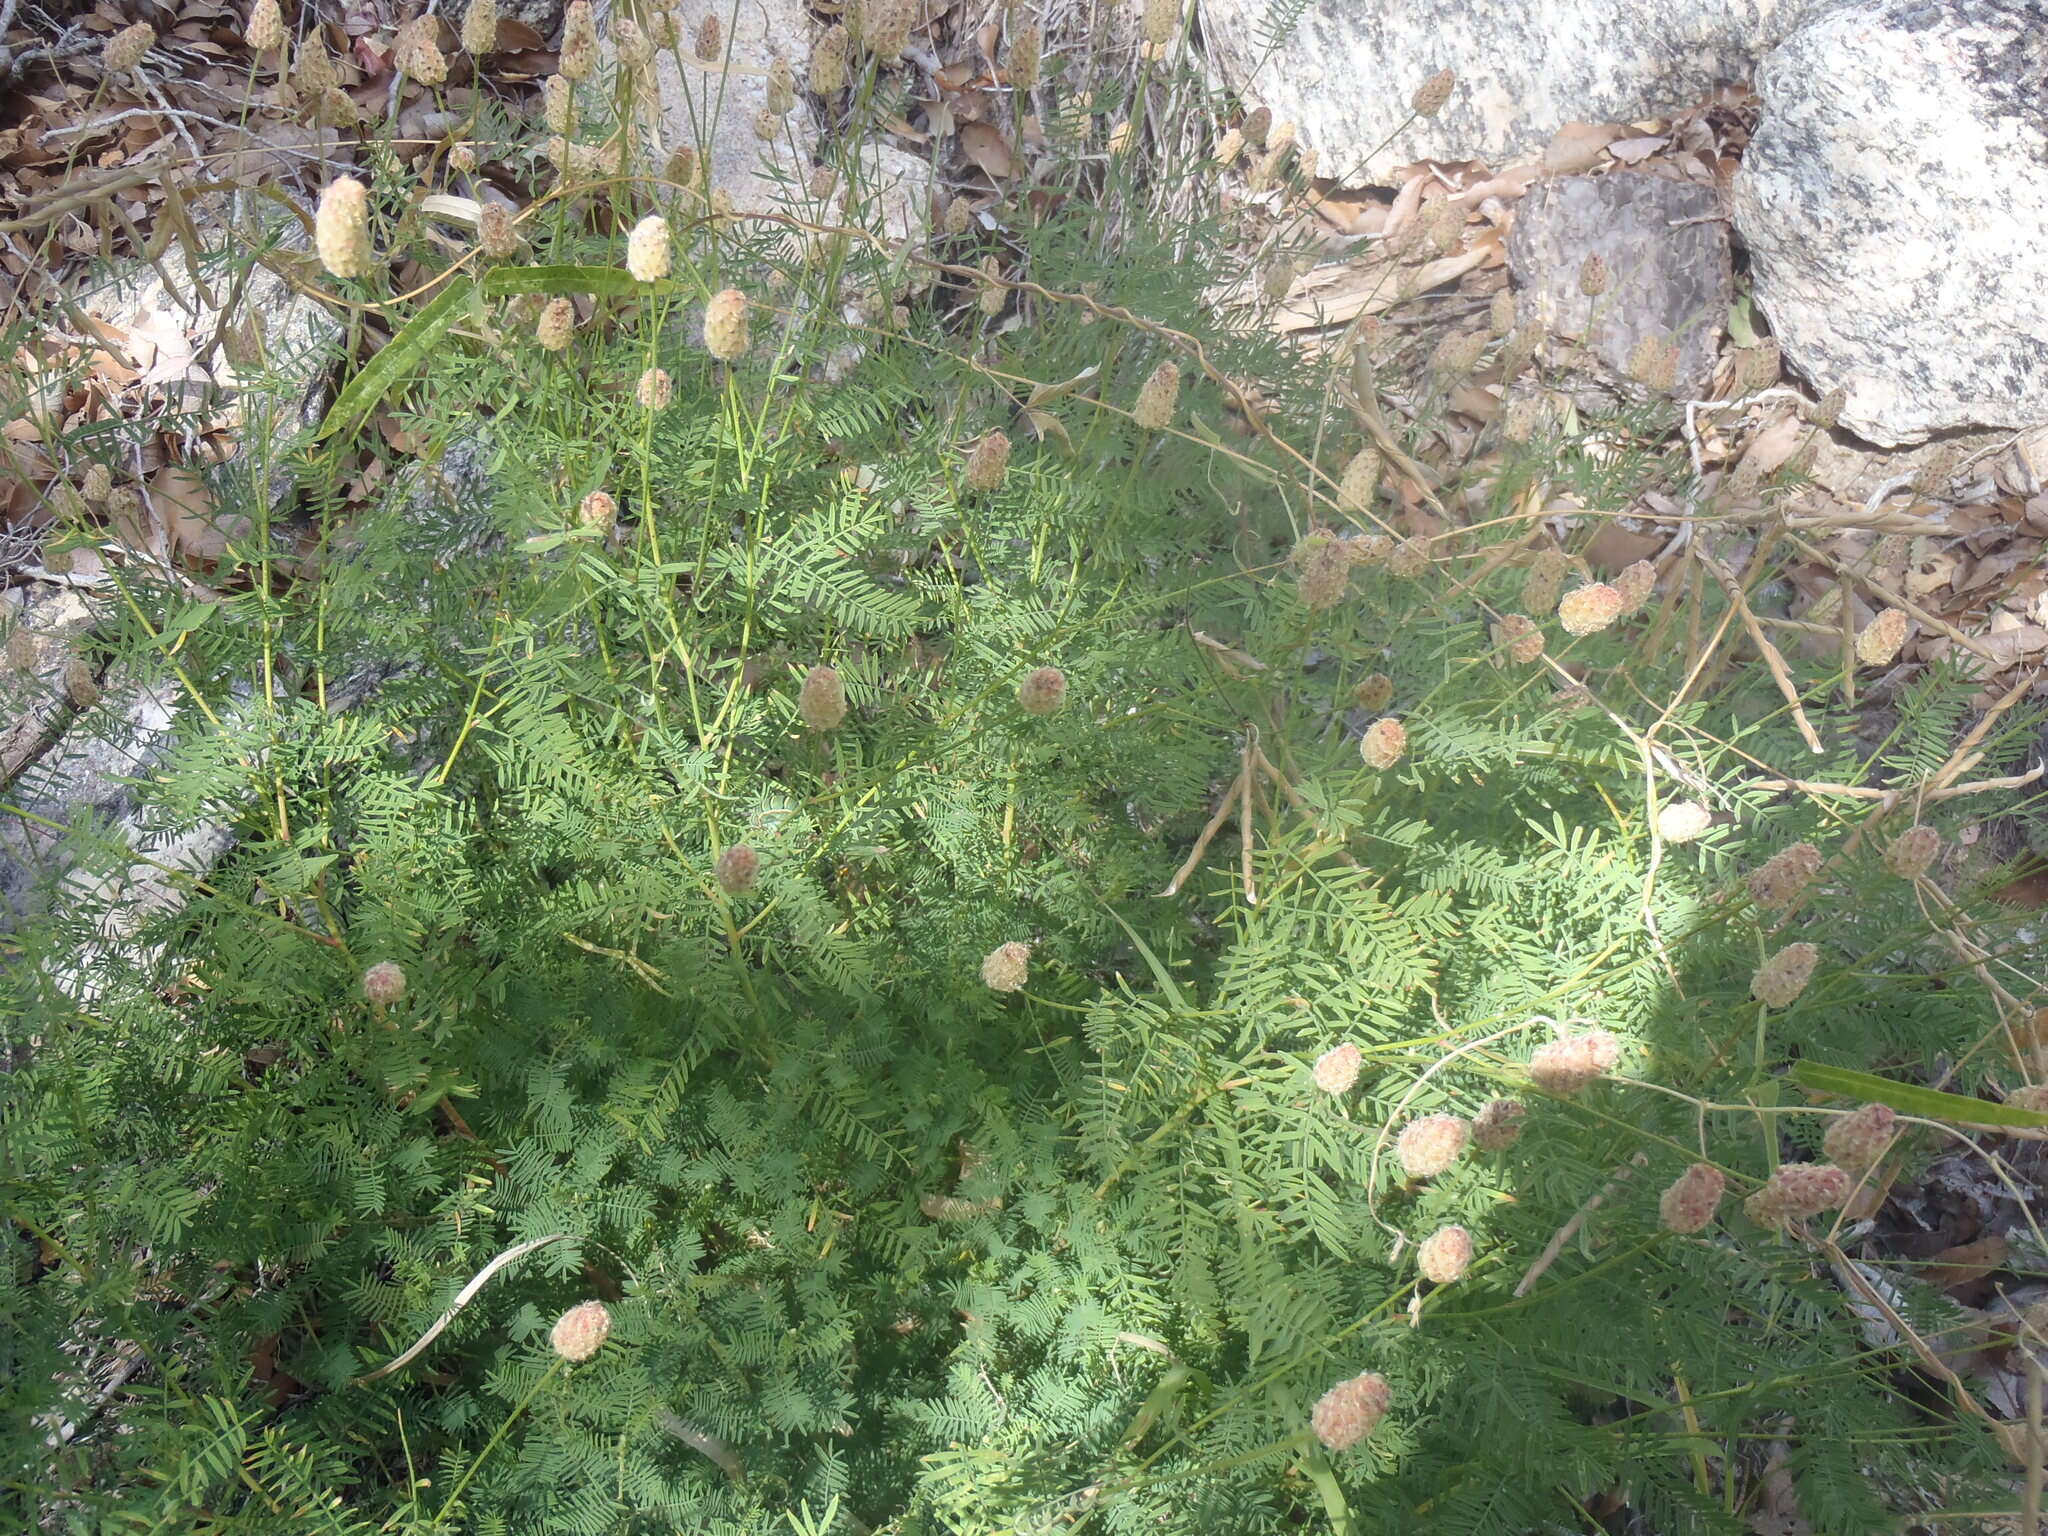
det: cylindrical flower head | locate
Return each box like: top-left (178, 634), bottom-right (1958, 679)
top-left (550, 1299), bottom-right (611, 1361)
top-left (1213, 127), bottom-right (1244, 167)
top-left (1017, 666), bottom-right (1066, 716)
top-left (1735, 341), bottom-right (1782, 397)
top-left (1855, 608), bottom-right (1910, 667)
top-left (1658, 1163), bottom-right (1724, 1233)
top-left (1746, 842), bottom-right (1821, 910)
top-left (1488, 288), bottom-right (1516, 336)
top-left (977, 255), bottom-right (1006, 315)
top-left (695, 12), bottom-right (723, 59)
top-left (396, 17), bottom-right (448, 84)
top-left (1811, 386), bottom-right (1846, 430)
top-left (2009, 1085), bottom-right (2048, 1114)
top-left (1344, 533), bottom-right (1393, 567)
top-left (1528, 1030), bottom-right (1619, 1096)
top-left (536, 297), bottom-right (576, 351)
top-left (1822, 1103), bottom-right (1896, 1172)
top-left (798, 664), bottom-right (847, 730)
top-left (1007, 21), bottom-right (1040, 91)
top-left (1626, 333), bottom-right (1679, 393)
top-left (1492, 613), bottom-right (1544, 664)
top-left (1416, 1224), bottom-right (1473, 1283)
top-left (1141, 0), bottom-right (1177, 47)
top-left (362, 961), bottom-right (407, 1006)
top-left (1352, 673), bottom-right (1393, 713)
top-left (462, 0), bottom-right (498, 54)
top-left (1295, 532), bottom-right (1351, 610)
top-left (1577, 253), bottom-right (1610, 297)
top-left (858, 0), bottom-right (911, 58)
top-left (1133, 361), bottom-right (1181, 430)
top-left (981, 940), bottom-right (1030, 993)
top-left (703, 288), bottom-right (750, 360)
top-left (1745, 1162), bottom-right (1848, 1227)
top-left (81, 462), bottom-right (112, 504)
top-left (246, 0), bottom-right (285, 52)
top-left (1612, 559), bottom-right (1656, 616)
top-left (715, 843), bottom-right (759, 894)
top-left (577, 489), bottom-right (616, 533)
top-left (1387, 537), bottom-right (1429, 580)
top-left (315, 176), bottom-right (373, 279)
top-left (766, 55), bottom-right (797, 114)
top-left (1751, 941), bottom-right (1818, 1008)
top-left (103, 21), bottom-right (155, 73)
top-left (1471, 1098), bottom-right (1526, 1151)
top-left (478, 201), bottom-right (521, 259)
top-left (1883, 824), bottom-right (1940, 880)
top-left (637, 368), bottom-right (672, 410)
top-left (1313, 1043), bottom-right (1362, 1095)
top-left (1522, 547), bottom-right (1567, 616)
top-left (544, 74), bottom-right (573, 134)
top-left (1339, 446), bottom-right (1380, 511)
top-left (626, 215), bottom-right (671, 281)
top-left (64, 657), bottom-right (100, 707)
top-left (295, 37), bottom-right (337, 91)
top-left (1656, 801), bottom-right (1712, 844)
top-left (965, 429), bottom-right (1011, 492)
top-left (811, 23), bottom-right (850, 92)
top-left (560, 0), bottom-right (597, 79)
top-left (1558, 582), bottom-right (1623, 636)
top-left (1311, 1371), bottom-right (1390, 1451)
top-left (1396, 1114), bottom-right (1469, 1179)
top-left (1360, 717), bottom-right (1406, 770)
top-left (1410, 68), bottom-right (1455, 118)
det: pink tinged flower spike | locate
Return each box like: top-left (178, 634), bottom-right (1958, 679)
top-left (797, 664), bottom-right (847, 730)
top-left (315, 176), bottom-right (373, 280)
top-left (1557, 582), bottom-right (1622, 636)
top-left (1017, 666), bottom-right (1066, 716)
top-left (1416, 1224), bottom-right (1473, 1283)
top-left (625, 214), bottom-right (672, 281)
top-left (362, 961), bottom-right (407, 1006)
top-left (703, 288), bottom-right (750, 360)
top-left (1395, 1114), bottom-right (1469, 1179)
top-left (1311, 1371), bottom-right (1391, 1451)
top-left (1743, 1162), bottom-right (1849, 1228)
top-left (715, 844), bottom-right (760, 894)
top-left (1655, 801), bottom-right (1712, 844)
top-left (981, 941), bottom-right (1030, 993)
top-left (550, 1299), bottom-right (611, 1361)
top-left (1883, 824), bottom-right (1940, 880)
top-left (1821, 1103), bottom-right (1896, 1172)
top-left (1312, 1043), bottom-right (1362, 1095)
top-left (1471, 1098), bottom-right (1526, 1151)
top-left (1747, 841), bottom-right (1822, 910)
top-left (1751, 942), bottom-right (1819, 1008)
top-left (1527, 1030), bottom-right (1618, 1096)
top-left (1658, 1163), bottom-right (1724, 1233)
top-left (1360, 717), bottom-right (1406, 770)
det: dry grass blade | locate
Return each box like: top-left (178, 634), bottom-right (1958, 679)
top-left (351, 1233), bottom-right (578, 1384)
top-left (1698, 550), bottom-right (1824, 754)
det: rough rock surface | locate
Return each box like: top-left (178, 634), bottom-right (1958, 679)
top-left (1506, 174), bottom-right (1731, 399)
top-left (1733, 0), bottom-right (2048, 445)
top-left (1197, 0), bottom-right (1825, 173)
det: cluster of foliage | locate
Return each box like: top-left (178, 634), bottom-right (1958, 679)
top-left (4, 5), bottom-right (2043, 1533)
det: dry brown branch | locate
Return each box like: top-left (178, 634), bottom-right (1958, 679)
top-left (1698, 550), bottom-right (1825, 754)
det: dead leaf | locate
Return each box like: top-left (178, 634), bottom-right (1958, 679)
top-left (1542, 121), bottom-right (1626, 175)
top-left (1605, 135), bottom-right (1669, 165)
top-left (150, 463), bottom-right (246, 565)
top-left (959, 121), bottom-right (1014, 180)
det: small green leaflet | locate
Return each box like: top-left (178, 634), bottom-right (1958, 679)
top-left (1790, 1061), bottom-right (2048, 1127)
top-left (315, 276), bottom-right (472, 442)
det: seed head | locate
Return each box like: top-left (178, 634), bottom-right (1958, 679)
top-left (1612, 559), bottom-right (1656, 616)
top-left (1212, 127), bottom-right (1243, 166)
top-left (1744, 1162), bottom-right (1848, 1227)
top-left (535, 297), bottom-right (576, 351)
top-left (561, 0), bottom-right (597, 78)
top-left (1492, 613), bottom-right (1544, 664)
top-left (1883, 824), bottom-right (1940, 880)
top-left (2009, 1085), bottom-right (2048, 1114)
top-left (1528, 1030), bottom-right (1619, 1096)
top-left (975, 255), bottom-right (1006, 316)
top-left (715, 844), bottom-right (760, 894)
top-left (958, 430), bottom-right (1011, 493)
top-left (693, 11), bottom-right (722, 59)
top-left (1746, 841), bottom-right (1821, 910)
top-left (1141, 0), bottom-right (1178, 47)
top-left (1655, 800), bottom-right (1712, 844)
top-left (1312, 1043), bottom-right (1362, 1095)
top-left (246, 0), bottom-right (285, 53)
top-left (395, 16), bottom-right (448, 85)
top-left (544, 74), bottom-right (574, 134)
top-left (362, 961), bottom-right (407, 1006)
top-left (6, 625), bottom-right (35, 673)
top-left (1017, 665), bottom-right (1067, 716)
top-left (1360, 717), bottom-right (1406, 770)
top-left (1396, 1114), bottom-right (1468, 1179)
top-left (765, 54), bottom-right (798, 114)
top-left (981, 940), bottom-right (1030, 993)
top-left (1501, 393), bottom-right (1547, 443)
top-left (1811, 386), bottom-right (1845, 429)
top-left (1410, 68), bottom-right (1455, 118)
top-left (550, 1299), bottom-right (611, 1362)
top-left (449, 142), bottom-right (478, 174)
top-left (462, 0), bottom-right (498, 54)
top-left (703, 288), bottom-right (750, 360)
top-left (1577, 254), bottom-right (1610, 298)
top-left (1006, 20), bottom-right (1041, 91)
top-left (63, 657), bottom-right (99, 708)
top-left (637, 368), bottom-right (672, 410)
top-left (1855, 608), bottom-right (1909, 667)
top-left (294, 37), bottom-right (337, 92)
top-left (810, 23), bottom-right (850, 92)
top-left (856, 0), bottom-right (911, 58)
top-left (577, 489), bottom-right (616, 534)
top-left (1658, 1163), bottom-right (1724, 1234)
top-left (1109, 120), bottom-right (1137, 157)
top-left (1343, 448), bottom-right (1392, 514)
top-left (1311, 1372), bottom-right (1390, 1451)
top-left (1488, 289), bottom-right (1516, 337)
top-left (1132, 361), bottom-right (1180, 430)
top-left (80, 462), bottom-right (113, 504)
top-left (1353, 673), bottom-right (1393, 712)
top-left (1416, 1225), bottom-right (1473, 1283)
top-left (1241, 105), bottom-right (1272, 145)
top-left (315, 176), bottom-right (373, 280)
top-left (797, 663), bottom-right (847, 730)
top-left (1733, 340), bottom-right (1781, 397)
top-left (1498, 323), bottom-right (1542, 382)
top-left (103, 21), bottom-right (155, 74)
top-left (625, 214), bottom-right (671, 281)
top-left (1521, 548), bottom-right (1567, 616)
top-left (614, 17), bottom-right (654, 72)
top-left (1823, 1103), bottom-right (1896, 1172)
top-left (475, 202), bottom-right (522, 261)
top-left (1751, 942), bottom-right (1818, 1009)
top-left (1626, 332), bottom-right (1679, 394)
top-left (1471, 1098), bottom-right (1526, 1151)
top-left (1344, 533), bottom-right (1393, 567)
top-left (1430, 330), bottom-right (1488, 380)
top-left (1557, 583), bottom-right (1622, 636)
top-left (1295, 531), bottom-right (1352, 611)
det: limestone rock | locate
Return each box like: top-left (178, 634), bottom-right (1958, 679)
top-left (1197, 0), bottom-right (1826, 174)
top-left (1506, 173), bottom-right (1731, 399)
top-left (648, 0), bottom-right (817, 215)
top-left (1733, 0), bottom-right (2048, 445)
